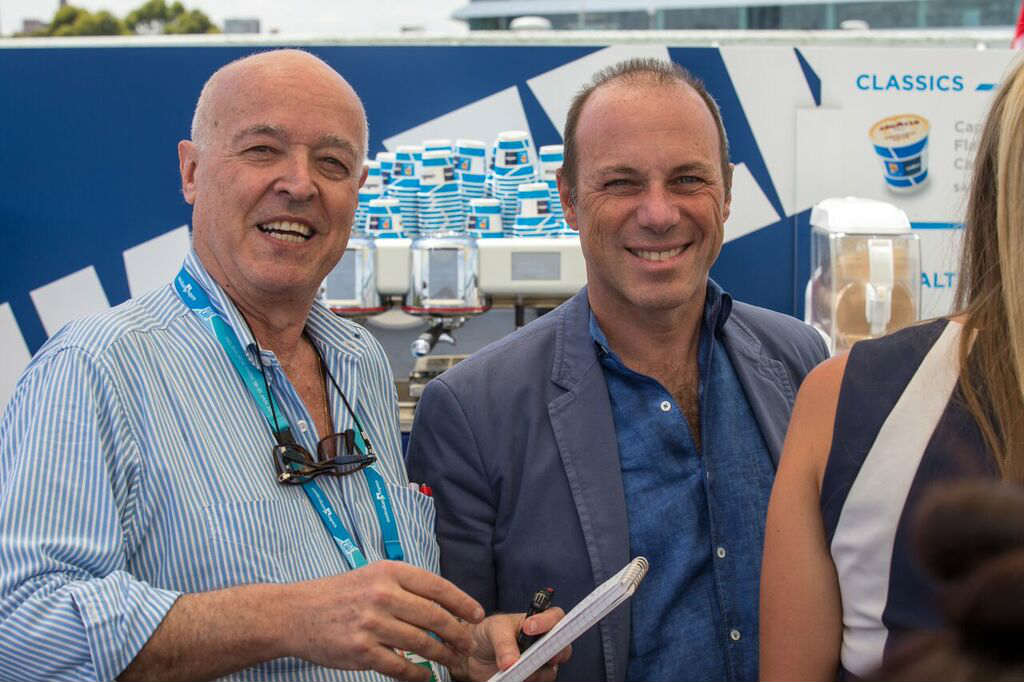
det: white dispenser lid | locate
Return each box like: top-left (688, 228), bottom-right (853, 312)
top-left (810, 196), bottom-right (911, 234)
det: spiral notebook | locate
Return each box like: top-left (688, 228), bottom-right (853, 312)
top-left (487, 556), bottom-right (650, 682)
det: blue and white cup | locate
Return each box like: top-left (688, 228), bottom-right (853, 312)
top-left (467, 198), bottom-right (503, 238)
top-left (513, 182), bottom-right (561, 237)
top-left (418, 149), bottom-right (463, 233)
top-left (491, 130), bottom-right (538, 228)
top-left (539, 144), bottom-right (563, 182)
top-left (539, 144), bottom-right (565, 222)
top-left (375, 151), bottom-right (396, 188)
top-left (355, 186), bottom-right (383, 236)
top-left (456, 138), bottom-right (488, 215)
top-left (366, 198), bottom-right (404, 238)
top-left (424, 138), bottom-right (454, 155)
top-left (869, 114), bottom-right (930, 193)
top-left (364, 159), bottom-right (383, 190)
top-left (390, 145), bottom-right (423, 236)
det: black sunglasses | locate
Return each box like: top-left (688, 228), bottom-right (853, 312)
top-left (248, 327), bottom-right (379, 486)
top-left (273, 430), bottom-right (376, 485)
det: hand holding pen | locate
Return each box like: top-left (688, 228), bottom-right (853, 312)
top-left (517, 587), bottom-right (555, 652)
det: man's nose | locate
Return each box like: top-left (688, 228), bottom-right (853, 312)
top-left (636, 185), bottom-right (678, 232)
top-left (276, 153), bottom-right (317, 202)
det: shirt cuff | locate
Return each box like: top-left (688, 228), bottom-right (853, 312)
top-left (68, 571), bottom-right (181, 681)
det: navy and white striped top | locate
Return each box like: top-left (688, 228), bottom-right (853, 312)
top-left (0, 250), bottom-right (442, 682)
top-left (821, 318), bottom-right (997, 679)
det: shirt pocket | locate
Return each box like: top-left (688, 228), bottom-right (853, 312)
top-left (383, 482), bottom-right (440, 572)
top-left (201, 498), bottom-right (318, 586)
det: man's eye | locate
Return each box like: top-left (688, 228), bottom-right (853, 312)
top-left (604, 179), bottom-right (633, 188)
top-left (319, 157), bottom-right (349, 175)
top-left (244, 145), bottom-right (276, 157)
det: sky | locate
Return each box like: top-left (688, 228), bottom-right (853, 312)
top-left (0, 0), bottom-right (469, 36)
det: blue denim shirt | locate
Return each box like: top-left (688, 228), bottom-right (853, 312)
top-left (590, 282), bottom-right (774, 681)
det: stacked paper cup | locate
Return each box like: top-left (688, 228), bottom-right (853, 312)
top-left (484, 138), bottom-right (498, 201)
top-left (539, 145), bottom-right (567, 233)
top-left (489, 130), bottom-right (538, 229)
top-left (467, 198), bottom-right (503, 239)
top-left (456, 139), bottom-right (488, 215)
top-left (424, 138), bottom-right (454, 155)
top-left (513, 182), bottom-right (561, 237)
top-left (355, 159), bottom-right (383, 233)
top-left (365, 198), bottom-right (404, 238)
top-left (418, 150), bottom-right (464, 233)
top-left (390, 145), bottom-right (422, 236)
top-left (375, 151), bottom-right (396, 190)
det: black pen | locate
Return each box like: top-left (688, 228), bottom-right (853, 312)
top-left (517, 587), bottom-right (555, 652)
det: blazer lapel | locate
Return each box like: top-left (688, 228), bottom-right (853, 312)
top-left (721, 314), bottom-right (796, 468)
top-left (547, 289), bottom-right (631, 682)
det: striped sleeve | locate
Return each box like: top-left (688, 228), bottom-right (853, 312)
top-left (0, 345), bottom-right (180, 682)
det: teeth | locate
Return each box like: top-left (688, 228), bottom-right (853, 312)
top-left (632, 246), bottom-right (684, 262)
top-left (258, 221), bottom-right (313, 243)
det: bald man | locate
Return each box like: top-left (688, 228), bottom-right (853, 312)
top-left (0, 50), bottom-right (566, 682)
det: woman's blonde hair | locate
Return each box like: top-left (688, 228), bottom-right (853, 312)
top-left (956, 56), bottom-right (1024, 480)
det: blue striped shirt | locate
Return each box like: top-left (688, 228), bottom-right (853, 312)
top-left (0, 250), bottom-right (442, 682)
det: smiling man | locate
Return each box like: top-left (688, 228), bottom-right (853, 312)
top-left (0, 50), bottom-right (569, 682)
top-left (406, 59), bottom-right (828, 682)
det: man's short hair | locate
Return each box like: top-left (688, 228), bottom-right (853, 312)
top-left (560, 58), bottom-right (730, 198)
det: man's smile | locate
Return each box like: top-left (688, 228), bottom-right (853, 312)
top-left (627, 245), bottom-right (686, 262)
top-left (257, 220), bottom-right (313, 243)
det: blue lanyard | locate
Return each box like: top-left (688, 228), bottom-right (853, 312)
top-left (174, 266), bottom-right (404, 568)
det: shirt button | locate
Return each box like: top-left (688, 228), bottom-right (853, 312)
top-left (716, 546), bottom-right (727, 559)
top-left (296, 420), bottom-right (309, 433)
top-left (730, 629), bottom-right (741, 641)
top-left (659, 400), bottom-right (671, 412)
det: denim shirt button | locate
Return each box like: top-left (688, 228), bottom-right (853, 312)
top-left (716, 546), bottom-right (727, 559)
top-left (659, 400), bottom-right (671, 412)
top-left (729, 629), bottom-right (741, 641)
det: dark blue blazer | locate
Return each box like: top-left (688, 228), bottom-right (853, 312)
top-left (406, 286), bottom-right (828, 682)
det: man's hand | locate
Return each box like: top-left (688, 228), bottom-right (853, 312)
top-left (453, 608), bottom-right (572, 682)
top-left (282, 561), bottom-right (485, 681)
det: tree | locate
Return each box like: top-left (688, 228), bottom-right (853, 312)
top-left (39, 5), bottom-right (126, 36)
top-left (18, 1), bottom-right (218, 37)
top-left (125, 0), bottom-right (218, 34)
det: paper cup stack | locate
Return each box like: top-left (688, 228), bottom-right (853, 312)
top-left (489, 130), bottom-right (538, 229)
top-left (418, 149), bottom-right (464, 233)
top-left (512, 182), bottom-right (561, 237)
top-left (456, 139), bottom-right (488, 216)
top-left (467, 198), bottom-right (503, 239)
top-left (366, 198), bottom-right (404, 238)
top-left (389, 145), bottom-right (422, 236)
top-left (355, 159), bottom-right (383, 235)
top-left (375, 151), bottom-right (395, 190)
top-left (538, 144), bottom-right (568, 234)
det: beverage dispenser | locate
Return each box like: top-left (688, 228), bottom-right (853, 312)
top-left (806, 196), bottom-right (921, 354)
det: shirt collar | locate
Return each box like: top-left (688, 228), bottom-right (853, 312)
top-left (180, 248), bottom-right (366, 364)
top-left (588, 278), bottom-right (734, 359)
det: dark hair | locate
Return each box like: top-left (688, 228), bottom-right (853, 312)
top-left (871, 480), bottom-right (1024, 681)
top-left (559, 57), bottom-right (730, 201)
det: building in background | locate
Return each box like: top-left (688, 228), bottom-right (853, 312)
top-left (223, 17), bottom-right (260, 33)
top-left (20, 18), bottom-right (46, 33)
top-left (453, 0), bottom-right (1017, 30)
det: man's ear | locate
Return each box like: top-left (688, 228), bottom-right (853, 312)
top-left (178, 140), bottom-right (199, 205)
top-left (556, 168), bottom-right (579, 232)
top-left (722, 162), bottom-right (734, 223)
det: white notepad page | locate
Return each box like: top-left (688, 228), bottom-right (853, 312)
top-left (487, 556), bottom-right (649, 682)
